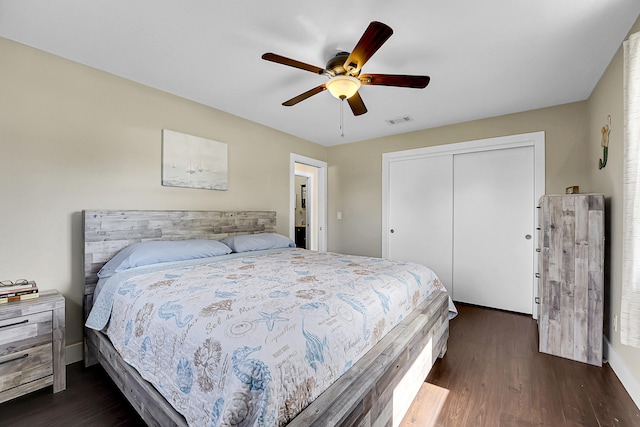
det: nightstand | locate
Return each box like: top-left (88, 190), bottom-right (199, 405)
top-left (0, 290), bottom-right (65, 403)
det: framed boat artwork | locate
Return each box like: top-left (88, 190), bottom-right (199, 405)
top-left (161, 129), bottom-right (228, 190)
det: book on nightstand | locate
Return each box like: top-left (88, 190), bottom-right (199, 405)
top-left (0, 293), bottom-right (39, 303)
top-left (0, 281), bottom-right (39, 303)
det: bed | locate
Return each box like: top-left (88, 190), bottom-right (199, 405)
top-left (83, 210), bottom-right (454, 427)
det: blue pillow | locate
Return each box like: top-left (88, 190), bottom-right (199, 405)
top-left (97, 239), bottom-right (232, 279)
top-left (221, 233), bottom-right (296, 253)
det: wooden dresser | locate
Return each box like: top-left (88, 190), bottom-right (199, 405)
top-left (537, 194), bottom-right (604, 366)
top-left (0, 290), bottom-right (66, 402)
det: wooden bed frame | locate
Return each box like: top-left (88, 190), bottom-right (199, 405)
top-left (83, 210), bottom-right (450, 427)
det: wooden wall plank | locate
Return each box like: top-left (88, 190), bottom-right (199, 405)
top-left (573, 196), bottom-right (589, 363)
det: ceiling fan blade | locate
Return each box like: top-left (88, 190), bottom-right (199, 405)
top-left (344, 21), bottom-right (393, 76)
top-left (283, 85), bottom-right (327, 106)
top-left (262, 53), bottom-right (325, 75)
top-left (347, 91), bottom-right (367, 116)
top-left (360, 74), bottom-right (430, 88)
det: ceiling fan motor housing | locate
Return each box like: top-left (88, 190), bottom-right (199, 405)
top-left (326, 52), bottom-right (351, 76)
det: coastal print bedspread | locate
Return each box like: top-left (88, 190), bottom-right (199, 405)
top-left (86, 248), bottom-right (453, 426)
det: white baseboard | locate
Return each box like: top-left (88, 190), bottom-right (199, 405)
top-left (604, 337), bottom-right (640, 410)
top-left (65, 342), bottom-right (83, 365)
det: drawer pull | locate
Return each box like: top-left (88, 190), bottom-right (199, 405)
top-left (0, 353), bottom-right (28, 365)
top-left (0, 319), bottom-right (28, 329)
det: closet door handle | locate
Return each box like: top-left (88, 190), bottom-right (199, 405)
top-left (390, 229), bottom-right (395, 234)
top-left (525, 234), bottom-right (532, 240)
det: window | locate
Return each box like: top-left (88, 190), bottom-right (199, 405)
top-left (621, 31), bottom-right (640, 348)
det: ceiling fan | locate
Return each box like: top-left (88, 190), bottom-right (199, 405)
top-left (262, 21), bottom-right (430, 116)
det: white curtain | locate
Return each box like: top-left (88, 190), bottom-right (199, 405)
top-left (622, 31), bottom-right (640, 348)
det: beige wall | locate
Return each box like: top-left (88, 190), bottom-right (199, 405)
top-left (586, 18), bottom-right (640, 389)
top-left (327, 101), bottom-right (589, 256)
top-left (0, 37), bottom-right (327, 349)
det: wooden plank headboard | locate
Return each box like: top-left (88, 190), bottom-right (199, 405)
top-left (82, 210), bottom-right (276, 295)
top-left (82, 209), bottom-right (276, 366)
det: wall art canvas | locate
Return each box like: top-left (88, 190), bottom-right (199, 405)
top-left (162, 129), bottom-right (228, 190)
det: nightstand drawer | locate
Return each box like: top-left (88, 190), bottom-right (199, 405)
top-left (0, 291), bottom-right (65, 402)
top-left (0, 343), bottom-right (53, 392)
top-left (0, 311), bottom-right (52, 356)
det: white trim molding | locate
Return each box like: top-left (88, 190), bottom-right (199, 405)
top-left (605, 337), bottom-right (640, 409)
top-left (65, 342), bottom-right (83, 365)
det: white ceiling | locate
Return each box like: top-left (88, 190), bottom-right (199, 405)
top-left (1, 1), bottom-right (639, 147)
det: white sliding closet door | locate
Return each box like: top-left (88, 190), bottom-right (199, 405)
top-left (452, 146), bottom-right (535, 313)
top-left (387, 155), bottom-right (453, 293)
top-left (383, 132), bottom-right (544, 316)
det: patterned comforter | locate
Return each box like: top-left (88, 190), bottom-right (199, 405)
top-left (86, 248), bottom-right (455, 426)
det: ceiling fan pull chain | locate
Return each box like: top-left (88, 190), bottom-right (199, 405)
top-left (340, 99), bottom-right (345, 137)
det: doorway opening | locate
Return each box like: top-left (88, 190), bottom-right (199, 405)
top-left (290, 154), bottom-right (327, 252)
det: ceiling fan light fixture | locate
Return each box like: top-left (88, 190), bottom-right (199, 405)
top-left (326, 75), bottom-right (361, 100)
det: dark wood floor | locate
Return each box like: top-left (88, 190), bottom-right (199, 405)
top-left (420, 303), bottom-right (640, 427)
top-left (0, 304), bottom-right (638, 426)
top-left (0, 361), bottom-right (144, 426)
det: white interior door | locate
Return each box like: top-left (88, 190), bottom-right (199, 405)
top-left (452, 146), bottom-right (535, 313)
top-left (387, 155), bottom-right (454, 293)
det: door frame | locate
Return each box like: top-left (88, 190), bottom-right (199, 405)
top-left (382, 131), bottom-right (545, 317)
top-left (290, 153), bottom-right (328, 252)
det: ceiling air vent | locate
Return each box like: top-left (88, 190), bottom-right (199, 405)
top-left (385, 116), bottom-right (413, 125)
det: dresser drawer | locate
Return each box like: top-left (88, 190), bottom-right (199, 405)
top-left (0, 343), bottom-right (53, 392)
top-left (0, 311), bottom-right (52, 357)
